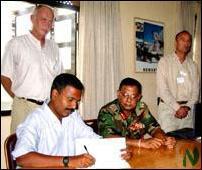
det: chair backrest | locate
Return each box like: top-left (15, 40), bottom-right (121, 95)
top-left (4, 133), bottom-right (17, 169)
top-left (194, 103), bottom-right (201, 137)
top-left (84, 119), bottom-right (98, 134)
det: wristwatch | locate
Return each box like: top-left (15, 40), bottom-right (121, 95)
top-left (63, 156), bottom-right (69, 167)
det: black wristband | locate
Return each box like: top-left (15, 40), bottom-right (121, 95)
top-left (63, 156), bottom-right (69, 167)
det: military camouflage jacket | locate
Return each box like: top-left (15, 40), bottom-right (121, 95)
top-left (98, 99), bottom-right (160, 139)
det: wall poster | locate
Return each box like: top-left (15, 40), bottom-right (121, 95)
top-left (135, 18), bottom-right (164, 72)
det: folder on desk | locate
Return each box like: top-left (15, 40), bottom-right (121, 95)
top-left (75, 137), bottom-right (130, 169)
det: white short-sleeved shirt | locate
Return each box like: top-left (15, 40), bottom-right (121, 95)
top-left (1, 32), bottom-right (63, 101)
top-left (12, 103), bottom-right (101, 159)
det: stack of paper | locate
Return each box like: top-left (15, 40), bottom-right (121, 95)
top-left (75, 137), bottom-right (130, 169)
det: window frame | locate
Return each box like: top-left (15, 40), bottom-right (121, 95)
top-left (1, 1), bottom-right (79, 114)
top-left (14, 1), bottom-right (79, 75)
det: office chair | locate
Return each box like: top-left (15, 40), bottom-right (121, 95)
top-left (4, 133), bottom-right (17, 169)
top-left (194, 103), bottom-right (201, 137)
top-left (84, 119), bottom-right (98, 133)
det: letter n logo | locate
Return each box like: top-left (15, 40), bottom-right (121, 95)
top-left (183, 147), bottom-right (199, 167)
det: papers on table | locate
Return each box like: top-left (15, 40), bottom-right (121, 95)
top-left (75, 137), bottom-right (130, 169)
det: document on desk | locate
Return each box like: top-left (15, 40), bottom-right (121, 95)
top-left (75, 137), bottom-right (130, 169)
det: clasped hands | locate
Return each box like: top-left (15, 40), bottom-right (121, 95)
top-left (140, 136), bottom-right (176, 149)
top-left (175, 106), bottom-right (190, 119)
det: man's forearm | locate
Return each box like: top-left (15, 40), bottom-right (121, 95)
top-left (152, 128), bottom-right (166, 140)
top-left (1, 75), bottom-right (14, 98)
top-left (16, 152), bottom-right (64, 168)
top-left (126, 138), bottom-right (139, 147)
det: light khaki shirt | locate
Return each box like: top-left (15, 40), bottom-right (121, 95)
top-left (157, 52), bottom-right (200, 111)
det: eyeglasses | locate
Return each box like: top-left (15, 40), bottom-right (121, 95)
top-left (120, 92), bottom-right (139, 100)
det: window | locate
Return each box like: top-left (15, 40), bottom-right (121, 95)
top-left (1, 1), bottom-right (79, 111)
top-left (54, 9), bottom-right (77, 74)
top-left (14, 2), bottom-right (78, 74)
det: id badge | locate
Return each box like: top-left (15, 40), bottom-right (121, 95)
top-left (177, 76), bottom-right (185, 84)
top-left (177, 71), bottom-right (186, 84)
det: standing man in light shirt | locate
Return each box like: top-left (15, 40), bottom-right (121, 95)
top-left (1, 4), bottom-right (63, 133)
top-left (156, 30), bottom-right (200, 133)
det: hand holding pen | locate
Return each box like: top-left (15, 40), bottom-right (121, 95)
top-left (74, 145), bottom-right (95, 168)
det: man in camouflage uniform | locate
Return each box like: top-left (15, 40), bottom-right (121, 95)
top-left (98, 77), bottom-right (176, 149)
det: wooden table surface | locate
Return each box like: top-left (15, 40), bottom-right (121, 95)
top-left (128, 139), bottom-right (201, 169)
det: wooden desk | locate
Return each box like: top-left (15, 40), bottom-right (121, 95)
top-left (128, 139), bottom-right (201, 169)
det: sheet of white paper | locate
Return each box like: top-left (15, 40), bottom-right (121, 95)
top-left (75, 137), bottom-right (130, 169)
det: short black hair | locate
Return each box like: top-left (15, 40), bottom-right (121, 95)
top-left (119, 77), bottom-right (142, 94)
top-left (51, 73), bottom-right (84, 94)
top-left (175, 30), bottom-right (192, 41)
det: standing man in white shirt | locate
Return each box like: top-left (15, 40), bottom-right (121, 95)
top-left (156, 30), bottom-right (200, 133)
top-left (1, 4), bottom-right (63, 133)
top-left (12, 73), bottom-right (131, 168)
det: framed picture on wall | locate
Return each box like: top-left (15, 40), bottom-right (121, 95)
top-left (134, 18), bottom-right (164, 72)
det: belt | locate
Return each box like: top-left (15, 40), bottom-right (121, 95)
top-left (19, 97), bottom-right (44, 105)
top-left (159, 98), bottom-right (187, 105)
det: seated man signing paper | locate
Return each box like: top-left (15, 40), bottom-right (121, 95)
top-left (98, 77), bottom-right (176, 149)
top-left (12, 73), bottom-right (131, 168)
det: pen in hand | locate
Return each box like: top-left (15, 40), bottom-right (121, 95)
top-left (84, 145), bottom-right (89, 154)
